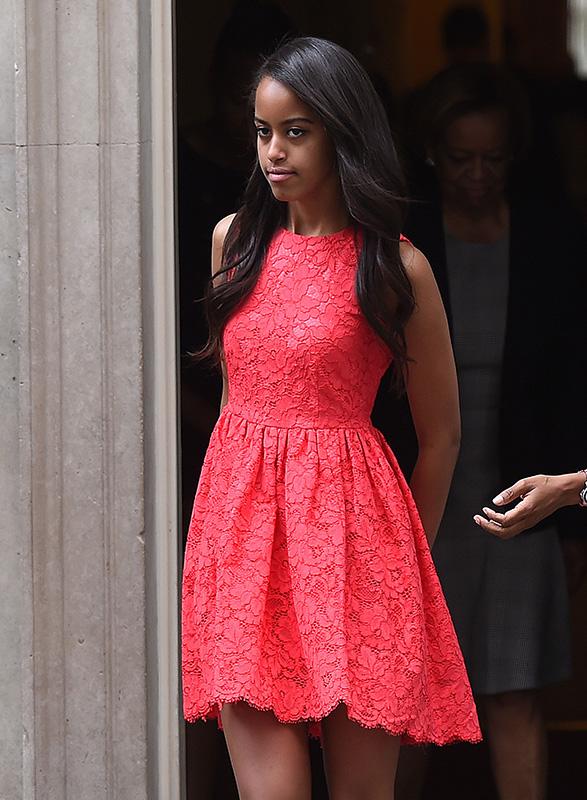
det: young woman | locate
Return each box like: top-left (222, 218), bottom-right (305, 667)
top-left (182, 37), bottom-right (480, 800)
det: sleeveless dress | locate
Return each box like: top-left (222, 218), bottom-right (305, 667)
top-left (182, 225), bottom-right (481, 744)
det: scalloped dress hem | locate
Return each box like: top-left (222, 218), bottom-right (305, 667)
top-left (184, 695), bottom-right (482, 746)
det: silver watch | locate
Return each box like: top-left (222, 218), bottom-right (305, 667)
top-left (580, 469), bottom-right (587, 508)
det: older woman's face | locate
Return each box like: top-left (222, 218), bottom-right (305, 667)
top-left (434, 108), bottom-right (511, 211)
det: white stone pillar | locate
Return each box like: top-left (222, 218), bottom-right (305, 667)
top-left (0, 1), bottom-right (181, 797)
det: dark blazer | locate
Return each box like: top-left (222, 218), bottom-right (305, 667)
top-left (371, 181), bottom-right (587, 536)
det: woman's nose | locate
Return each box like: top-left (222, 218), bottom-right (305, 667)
top-left (469, 157), bottom-right (486, 180)
top-left (267, 135), bottom-right (286, 162)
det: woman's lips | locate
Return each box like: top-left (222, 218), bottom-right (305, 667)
top-left (268, 171), bottom-right (296, 183)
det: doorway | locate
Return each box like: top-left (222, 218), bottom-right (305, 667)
top-left (174, 2), bottom-right (587, 798)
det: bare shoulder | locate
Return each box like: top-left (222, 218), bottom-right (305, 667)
top-left (399, 241), bottom-right (436, 297)
top-left (211, 213), bottom-right (237, 277)
top-left (213, 212), bottom-right (237, 244)
top-left (212, 212), bottom-right (236, 246)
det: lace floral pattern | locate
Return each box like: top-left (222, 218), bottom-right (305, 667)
top-left (182, 227), bottom-right (481, 744)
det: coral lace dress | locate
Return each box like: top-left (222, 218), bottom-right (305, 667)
top-left (182, 225), bottom-right (481, 744)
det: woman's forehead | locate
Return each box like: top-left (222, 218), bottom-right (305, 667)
top-left (443, 109), bottom-right (510, 149)
top-left (254, 78), bottom-right (316, 122)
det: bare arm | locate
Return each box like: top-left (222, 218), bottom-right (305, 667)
top-left (474, 471), bottom-right (586, 538)
top-left (401, 243), bottom-right (461, 546)
top-left (211, 213), bottom-right (236, 414)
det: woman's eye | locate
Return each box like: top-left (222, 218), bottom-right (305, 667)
top-left (255, 127), bottom-right (270, 138)
top-left (287, 128), bottom-right (305, 138)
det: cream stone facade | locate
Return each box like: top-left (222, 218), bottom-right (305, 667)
top-left (0, 1), bottom-right (181, 797)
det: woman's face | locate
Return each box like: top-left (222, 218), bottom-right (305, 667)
top-left (254, 77), bottom-right (338, 203)
top-left (434, 108), bottom-right (511, 212)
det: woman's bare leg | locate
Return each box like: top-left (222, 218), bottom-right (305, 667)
top-left (321, 703), bottom-right (401, 800)
top-left (482, 690), bottom-right (547, 800)
top-left (220, 702), bottom-right (312, 800)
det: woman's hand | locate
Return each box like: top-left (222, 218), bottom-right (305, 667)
top-left (474, 472), bottom-right (586, 538)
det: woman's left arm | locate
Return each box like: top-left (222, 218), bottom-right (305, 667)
top-left (400, 243), bottom-right (461, 546)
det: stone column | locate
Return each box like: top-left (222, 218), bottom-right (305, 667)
top-left (1, 3), bottom-right (25, 797)
top-left (0, 1), bottom-right (180, 798)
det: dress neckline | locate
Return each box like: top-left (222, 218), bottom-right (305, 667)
top-left (278, 225), bottom-right (356, 243)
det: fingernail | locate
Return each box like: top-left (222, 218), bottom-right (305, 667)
top-left (473, 515), bottom-right (481, 525)
top-left (493, 495), bottom-right (503, 504)
top-left (483, 507), bottom-right (491, 514)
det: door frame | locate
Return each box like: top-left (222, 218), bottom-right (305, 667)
top-left (144, 0), bottom-right (184, 797)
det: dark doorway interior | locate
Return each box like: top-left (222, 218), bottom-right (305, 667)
top-left (175, 2), bottom-right (587, 798)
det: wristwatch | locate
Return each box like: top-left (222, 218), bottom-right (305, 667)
top-left (580, 469), bottom-right (587, 508)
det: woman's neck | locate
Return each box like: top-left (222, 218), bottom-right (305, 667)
top-left (285, 195), bottom-right (350, 237)
top-left (443, 199), bottom-right (509, 244)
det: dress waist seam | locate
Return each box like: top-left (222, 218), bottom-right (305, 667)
top-left (222, 406), bottom-right (375, 433)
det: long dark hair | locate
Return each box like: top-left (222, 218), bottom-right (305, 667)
top-left (201, 37), bottom-right (415, 387)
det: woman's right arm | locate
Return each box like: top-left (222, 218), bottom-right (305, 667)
top-left (211, 213), bottom-right (236, 415)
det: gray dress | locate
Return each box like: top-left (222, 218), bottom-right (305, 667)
top-left (432, 232), bottom-right (571, 695)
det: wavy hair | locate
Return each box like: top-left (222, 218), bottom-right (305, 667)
top-left (201, 37), bottom-right (415, 388)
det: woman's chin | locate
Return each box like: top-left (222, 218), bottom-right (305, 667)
top-left (270, 184), bottom-right (295, 201)
top-left (463, 187), bottom-right (496, 207)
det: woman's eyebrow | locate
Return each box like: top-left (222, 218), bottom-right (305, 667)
top-left (254, 116), bottom-right (315, 125)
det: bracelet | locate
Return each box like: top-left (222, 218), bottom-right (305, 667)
top-left (579, 469), bottom-right (587, 508)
